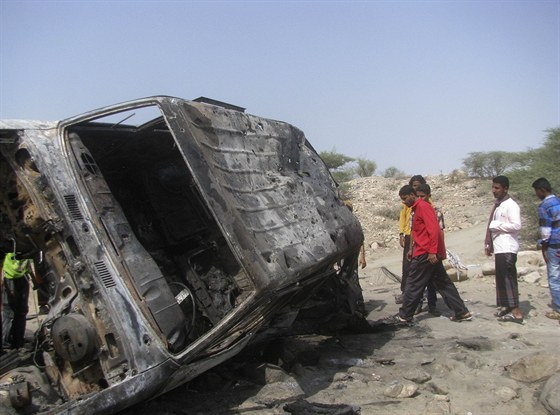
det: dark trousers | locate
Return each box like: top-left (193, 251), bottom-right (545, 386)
top-left (399, 254), bottom-right (469, 321)
top-left (401, 235), bottom-right (411, 293)
top-left (495, 253), bottom-right (519, 308)
top-left (417, 280), bottom-right (437, 309)
top-left (426, 280), bottom-right (437, 308)
top-left (2, 277), bottom-right (29, 349)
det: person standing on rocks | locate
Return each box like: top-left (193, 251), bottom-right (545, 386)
top-left (484, 176), bottom-right (523, 323)
top-left (396, 175), bottom-right (426, 304)
top-left (393, 185), bottom-right (471, 324)
top-left (531, 177), bottom-right (560, 321)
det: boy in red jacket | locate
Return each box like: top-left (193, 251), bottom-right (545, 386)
top-left (395, 185), bottom-right (472, 324)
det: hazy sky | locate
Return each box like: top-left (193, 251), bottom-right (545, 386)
top-left (1, 0), bottom-right (558, 175)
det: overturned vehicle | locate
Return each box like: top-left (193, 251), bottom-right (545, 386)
top-left (0, 96), bottom-right (366, 414)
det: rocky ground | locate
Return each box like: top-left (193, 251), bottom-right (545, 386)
top-left (133, 175), bottom-right (559, 414)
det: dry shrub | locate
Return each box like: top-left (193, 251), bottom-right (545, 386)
top-left (374, 205), bottom-right (401, 221)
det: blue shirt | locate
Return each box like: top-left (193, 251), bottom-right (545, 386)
top-left (537, 194), bottom-right (560, 246)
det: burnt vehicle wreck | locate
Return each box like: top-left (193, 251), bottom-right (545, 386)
top-left (0, 96), bottom-right (366, 414)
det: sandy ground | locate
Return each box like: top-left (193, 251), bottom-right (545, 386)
top-left (352, 222), bottom-right (559, 414)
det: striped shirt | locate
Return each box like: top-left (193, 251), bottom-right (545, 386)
top-left (537, 194), bottom-right (560, 246)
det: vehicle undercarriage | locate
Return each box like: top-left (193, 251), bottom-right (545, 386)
top-left (0, 97), bottom-right (366, 414)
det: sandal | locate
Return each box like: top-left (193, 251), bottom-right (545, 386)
top-left (497, 313), bottom-right (524, 324)
top-left (494, 309), bottom-right (511, 318)
top-left (449, 312), bottom-right (473, 322)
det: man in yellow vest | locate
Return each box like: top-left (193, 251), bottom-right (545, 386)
top-left (2, 251), bottom-right (36, 349)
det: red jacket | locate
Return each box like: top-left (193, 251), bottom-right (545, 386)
top-left (411, 198), bottom-right (446, 258)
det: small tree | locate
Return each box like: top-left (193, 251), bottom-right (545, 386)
top-left (503, 128), bottom-right (560, 248)
top-left (355, 158), bottom-right (377, 177)
top-left (319, 150), bottom-right (377, 183)
top-left (525, 128), bottom-right (560, 178)
top-left (319, 149), bottom-right (358, 185)
top-left (462, 152), bottom-right (486, 177)
top-left (482, 151), bottom-right (505, 177)
top-left (382, 166), bottom-right (406, 179)
top-left (463, 151), bottom-right (519, 178)
top-left (509, 128), bottom-right (560, 200)
top-left (319, 149), bottom-right (355, 170)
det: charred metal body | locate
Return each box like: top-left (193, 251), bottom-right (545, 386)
top-left (0, 97), bottom-right (365, 414)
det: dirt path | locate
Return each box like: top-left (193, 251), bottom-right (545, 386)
top-left (309, 221), bottom-right (559, 415)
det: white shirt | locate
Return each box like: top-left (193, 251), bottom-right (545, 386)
top-left (489, 197), bottom-right (521, 254)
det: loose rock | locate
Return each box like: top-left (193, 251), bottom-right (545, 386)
top-left (253, 380), bottom-right (305, 406)
top-left (506, 352), bottom-right (560, 383)
top-left (523, 271), bottom-right (543, 284)
top-left (423, 397), bottom-right (451, 415)
top-left (495, 386), bottom-right (518, 402)
top-left (403, 368), bottom-right (432, 383)
top-left (540, 373), bottom-right (560, 415)
top-left (383, 381), bottom-right (418, 398)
